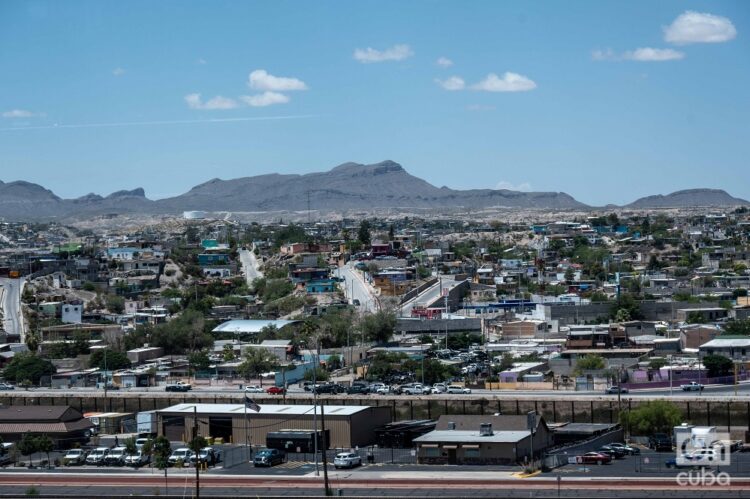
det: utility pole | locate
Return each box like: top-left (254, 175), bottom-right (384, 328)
top-left (194, 405), bottom-right (200, 499)
top-left (312, 341), bottom-right (320, 476)
top-left (104, 348), bottom-right (108, 397)
top-left (320, 404), bottom-right (331, 496)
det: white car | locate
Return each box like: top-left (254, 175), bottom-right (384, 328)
top-left (104, 446), bottom-right (127, 466)
top-left (376, 385), bottom-right (394, 395)
top-left (85, 447), bottom-right (109, 466)
top-left (168, 448), bottom-right (194, 466)
top-left (432, 383), bottom-right (447, 393)
top-left (63, 448), bottom-right (86, 466)
top-left (124, 450), bottom-right (150, 467)
top-left (135, 438), bottom-right (150, 450)
top-left (334, 452), bottom-right (362, 469)
top-left (446, 385), bottom-right (471, 394)
top-left (369, 383), bottom-right (386, 393)
top-left (244, 385), bottom-right (264, 393)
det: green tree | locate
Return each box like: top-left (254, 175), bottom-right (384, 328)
top-left (357, 220), bottom-right (372, 246)
top-left (359, 310), bottom-right (396, 344)
top-left (123, 436), bottom-right (137, 459)
top-left (106, 294), bottom-right (125, 314)
top-left (88, 350), bottom-right (132, 370)
top-left (17, 433), bottom-right (38, 467)
top-left (36, 435), bottom-right (53, 468)
top-left (648, 358), bottom-right (667, 370)
top-left (237, 349), bottom-right (279, 379)
top-left (152, 435), bottom-right (172, 469)
top-left (188, 436), bottom-right (208, 455)
top-left (303, 366), bottom-right (330, 382)
top-left (623, 400), bottom-right (682, 436)
top-left (25, 333), bottom-right (40, 354)
top-left (187, 350), bottom-right (211, 372)
top-left (685, 311), bottom-right (706, 324)
top-left (495, 353), bottom-right (515, 372)
top-left (723, 320), bottom-right (750, 336)
top-left (574, 354), bottom-right (606, 374)
top-left (2, 353), bottom-right (56, 385)
top-left (702, 354), bottom-right (734, 378)
top-left (222, 344), bottom-right (236, 361)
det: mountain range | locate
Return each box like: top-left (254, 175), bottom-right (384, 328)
top-left (0, 161), bottom-right (747, 220)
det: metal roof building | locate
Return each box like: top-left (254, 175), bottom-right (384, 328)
top-left (155, 403), bottom-right (391, 448)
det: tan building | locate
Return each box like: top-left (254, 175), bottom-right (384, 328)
top-left (501, 320), bottom-right (547, 339)
top-left (679, 325), bottom-right (722, 350)
top-left (414, 414), bottom-right (552, 465)
top-left (156, 403), bottom-right (390, 448)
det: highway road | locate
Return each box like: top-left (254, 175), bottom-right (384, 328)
top-left (0, 277), bottom-right (25, 341)
top-left (238, 247), bottom-right (263, 286)
top-left (334, 263), bottom-right (378, 313)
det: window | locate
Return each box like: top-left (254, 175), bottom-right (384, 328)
top-left (424, 447), bottom-right (440, 457)
top-left (464, 448), bottom-right (480, 458)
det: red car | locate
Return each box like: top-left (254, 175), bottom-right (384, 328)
top-left (578, 452), bottom-right (612, 465)
top-left (266, 386), bottom-right (286, 395)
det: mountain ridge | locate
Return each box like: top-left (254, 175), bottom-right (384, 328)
top-left (0, 162), bottom-right (747, 220)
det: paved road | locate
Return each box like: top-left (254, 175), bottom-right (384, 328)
top-left (0, 469), bottom-right (746, 498)
top-left (334, 263), bottom-right (378, 313)
top-left (0, 277), bottom-right (25, 341)
top-left (238, 247), bottom-right (263, 286)
top-left (399, 276), bottom-right (464, 317)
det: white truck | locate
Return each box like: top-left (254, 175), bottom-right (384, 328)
top-left (681, 381), bottom-right (704, 392)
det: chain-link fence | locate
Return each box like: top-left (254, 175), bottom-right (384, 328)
top-left (222, 446), bottom-right (251, 469)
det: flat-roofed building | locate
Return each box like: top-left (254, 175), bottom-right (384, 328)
top-left (155, 403), bottom-right (391, 448)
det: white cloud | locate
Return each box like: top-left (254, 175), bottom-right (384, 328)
top-left (436, 57), bottom-right (453, 68)
top-left (592, 48), bottom-right (617, 61)
top-left (664, 11), bottom-right (737, 44)
top-left (593, 47), bottom-right (684, 62)
top-left (197, 58), bottom-right (207, 65)
top-left (2, 109), bottom-right (38, 118)
top-left (435, 76), bottom-right (465, 91)
top-left (353, 44), bottom-right (414, 63)
top-left (184, 93), bottom-right (239, 110)
top-left (112, 67), bottom-right (125, 76)
top-left (471, 72), bottom-right (537, 92)
top-left (623, 47), bottom-right (685, 61)
top-left (495, 181), bottom-right (532, 192)
top-left (248, 70), bottom-right (307, 91)
top-left (240, 92), bottom-right (290, 107)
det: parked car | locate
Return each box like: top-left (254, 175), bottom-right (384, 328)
top-left (368, 383), bottom-right (386, 394)
top-left (62, 448), bottom-right (87, 466)
top-left (245, 385), bottom-right (264, 393)
top-left (399, 383), bottom-right (425, 395)
top-left (165, 381), bottom-right (192, 392)
top-left (124, 450), bottom-right (150, 467)
top-left (85, 447), bottom-right (110, 466)
top-left (266, 386), bottom-right (286, 395)
top-left (446, 385), bottom-right (472, 394)
top-left (253, 448), bottom-right (285, 467)
top-left (104, 446), bottom-right (127, 466)
top-left (346, 384), bottom-right (370, 395)
top-left (302, 381), bottom-right (314, 392)
top-left (578, 452), bottom-right (612, 465)
top-left (683, 448), bottom-right (720, 464)
top-left (0, 383), bottom-right (15, 390)
top-left (168, 448), bottom-right (194, 466)
top-left (190, 447), bottom-right (221, 466)
top-left (665, 457), bottom-right (692, 468)
top-left (376, 385), bottom-right (395, 395)
top-left (681, 382), bottom-right (704, 392)
top-left (605, 386), bottom-right (629, 394)
top-left (135, 438), bottom-right (150, 451)
top-left (333, 452), bottom-right (362, 469)
top-left (648, 433), bottom-right (673, 451)
top-left (607, 442), bottom-right (640, 455)
top-left (598, 445), bottom-right (627, 459)
top-left (312, 383), bottom-right (345, 395)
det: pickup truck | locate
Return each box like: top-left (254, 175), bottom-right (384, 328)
top-left (681, 382), bottom-right (704, 392)
top-left (165, 381), bottom-right (192, 392)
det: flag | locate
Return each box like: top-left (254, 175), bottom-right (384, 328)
top-left (244, 395), bottom-right (261, 412)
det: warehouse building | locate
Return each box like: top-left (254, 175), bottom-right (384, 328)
top-left (155, 403), bottom-right (391, 448)
top-left (0, 405), bottom-right (95, 446)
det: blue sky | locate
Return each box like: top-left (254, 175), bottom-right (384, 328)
top-left (1, 1), bottom-right (748, 205)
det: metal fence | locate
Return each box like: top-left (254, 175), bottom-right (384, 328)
top-left (222, 446), bottom-right (251, 469)
top-left (286, 447), bottom-right (417, 465)
top-left (635, 455), bottom-right (744, 474)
